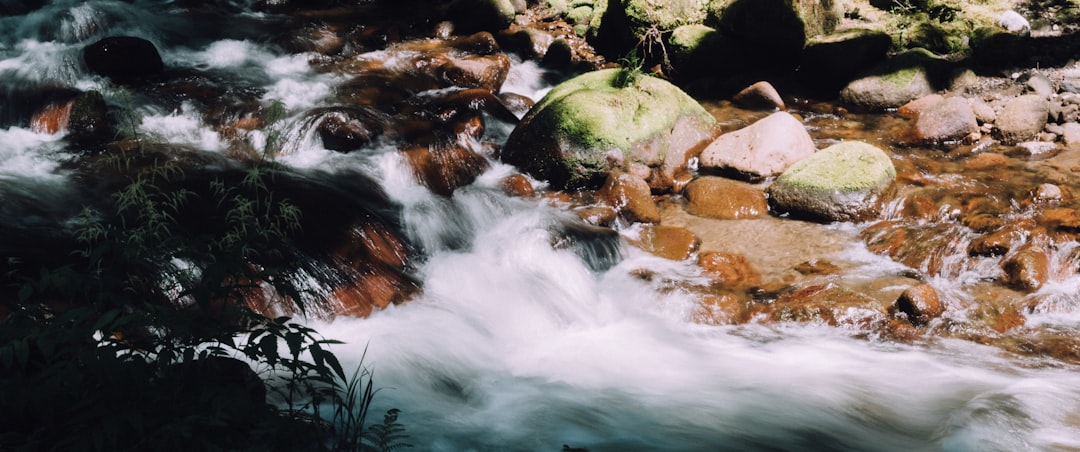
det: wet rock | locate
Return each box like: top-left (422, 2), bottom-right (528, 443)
top-left (403, 142), bottom-right (490, 196)
top-left (438, 53), bottom-right (512, 92)
top-left (498, 28), bottom-right (553, 60)
top-left (793, 259), bottom-right (840, 275)
top-left (576, 205), bottom-right (618, 227)
top-left (497, 92), bottom-right (534, 118)
top-left (732, 81), bottom-right (784, 111)
top-left (500, 174), bottom-right (534, 197)
top-left (899, 194), bottom-right (938, 222)
top-left (67, 90), bottom-right (114, 149)
top-left (698, 112), bottom-right (815, 181)
top-left (995, 94), bottom-right (1048, 145)
top-left (446, 0), bottom-right (521, 33)
top-left (693, 292), bottom-right (750, 325)
top-left (839, 49), bottom-right (947, 111)
top-left (969, 228), bottom-right (1018, 257)
top-left (315, 108), bottom-right (383, 152)
top-left (1031, 183), bottom-right (1065, 205)
top-left (892, 283), bottom-right (944, 326)
top-left (633, 225), bottom-right (700, 261)
top-left (963, 153), bottom-right (1011, 171)
top-left (683, 176), bottom-right (768, 220)
top-left (597, 172), bottom-right (659, 224)
top-left (1038, 207), bottom-right (1080, 233)
top-left (910, 96), bottom-right (978, 144)
top-left (83, 36), bottom-right (164, 81)
top-left (501, 68), bottom-right (716, 191)
top-left (1002, 245), bottom-right (1050, 292)
top-left (30, 102), bottom-right (72, 135)
top-left (697, 251), bottom-right (761, 290)
top-left (768, 141), bottom-right (896, 223)
top-left (762, 284), bottom-right (885, 328)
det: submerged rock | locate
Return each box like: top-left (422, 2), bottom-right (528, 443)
top-left (597, 172), bottom-right (660, 224)
top-left (892, 284), bottom-right (944, 326)
top-left (698, 112), bottom-right (815, 181)
top-left (501, 68), bottom-right (716, 191)
top-left (683, 176), bottom-right (768, 220)
top-left (632, 225), bottom-right (700, 261)
top-left (768, 141), bottom-right (896, 223)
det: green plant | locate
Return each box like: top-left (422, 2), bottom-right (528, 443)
top-left (614, 49), bottom-right (646, 88)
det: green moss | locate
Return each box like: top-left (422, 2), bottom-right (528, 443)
top-left (778, 141), bottom-right (895, 192)
top-left (624, 0), bottom-right (710, 32)
top-left (670, 23), bottom-right (717, 49)
top-left (881, 66), bottom-right (920, 87)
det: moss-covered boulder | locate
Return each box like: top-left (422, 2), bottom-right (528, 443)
top-left (501, 68), bottom-right (717, 191)
top-left (839, 49), bottom-right (952, 111)
top-left (447, 0), bottom-right (523, 33)
top-left (768, 141), bottom-right (896, 223)
top-left (798, 28), bottom-right (891, 96)
top-left (708, 0), bottom-right (840, 72)
top-left (666, 24), bottom-right (734, 77)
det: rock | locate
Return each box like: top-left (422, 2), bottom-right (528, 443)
top-left (969, 98), bottom-right (997, 124)
top-left (501, 174), bottom-right (535, 197)
top-left (67, 90), bottom-right (114, 149)
top-left (30, 102), bottom-right (72, 135)
top-left (592, 0), bottom-right (710, 58)
top-left (597, 172), bottom-right (660, 224)
top-left (893, 284), bottom-right (944, 326)
top-left (497, 92), bottom-right (534, 118)
top-left (697, 251), bottom-right (760, 289)
top-left (1062, 122), bottom-right (1080, 146)
top-left (710, 0), bottom-right (840, 72)
top-left (798, 28), bottom-right (891, 96)
top-left (403, 142), bottom-right (490, 196)
top-left (969, 227), bottom-right (1019, 257)
top-left (732, 81), bottom-right (784, 111)
top-left (501, 68), bottom-right (716, 191)
top-left (997, 10), bottom-right (1031, 36)
top-left (1002, 245), bottom-right (1050, 292)
top-left (499, 28), bottom-right (554, 59)
top-left (437, 53), bottom-right (512, 92)
top-left (762, 284), bottom-right (885, 328)
top-left (1024, 73), bottom-right (1055, 97)
top-left (446, 0), bottom-right (521, 33)
top-left (313, 108), bottom-right (384, 152)
top-left (697, 112), bottom-right (814, 180)
top-left (683, 176), bottom-right (768, 220)
top-left (83, 36), bottom-right (164, 81)
top-left (839, 49), bottom-right (948, 111)
top-left (633, 225), bottom-right (700, 261)
top-left (768, 141), bottom-right (896, 223)
top-left (666, 24), bottom-right (732, 77)
top-left (897, 94), bottom-right (943, 119)
top-left (995, 95), bottom-right (1048, 145)
top-left (911, 96), bottom-right (978, 144)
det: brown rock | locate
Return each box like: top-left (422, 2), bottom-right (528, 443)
top-left (793, 259), bottom-right (841, 275)
top-left (963, 153), bottom-right (1011, 171)
top-left (30, 101), bottom-right (72, 134)
top-left (911, 96), bottom-right (978, 144)
top-left (403, 142), bottom-right (490, 196)
top-left (634, 225), bottom-right (700, 261)
top-left (597, 172), bottom-right (660, 224)
top-left (732, 81), bottom-right (785, 111)
top-left (437, 53), bottom-right (512, 92)
top-left (697, 251), bottom-right (761, 289)
top-left (692, 292), bottom-right (750, 325)
top-left (763, 284), bottom-right (885, 328)
top-left (501, 174), bottom-right (535, 197)
top-left (896, 94), bottom-right (943, 119)
top-left (1002, 245), bottom-right (1050, 291)
top-left (697, 112), bottom-right (816, 180)
top-left (893, 284), bottom-right (944, 325)
top-left (316, 109), bottom-right (383, 152)
top-left (968, 98), bottom-right (997, 124)
top-left (576, 206), bottom-right (618, 227)
top-left (969, 228), bottom-right (1018, 257)
top-left (992, 305), bottom-right (1026, 333)
top-left (900, 194), bottom-right (938, 221)
top-left (683, 176), bottom-right (768, 219)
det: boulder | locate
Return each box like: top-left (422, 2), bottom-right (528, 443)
top-left (761, 284), bottom-right (885, 328)
top-left (892, 284), bottom-right (944, 326)
top-left (83, 36), bottom-right (164, 81)
top-left (697, 112), bottom-right (815, 180)
top-left (768, 141), bottom-right (896, 223)
top-left (403, 142), bottom-right (490, 196)
top-left (501, 68), bottom-right (716, 190)
top-left (437, 53), bottom-right (512, 92)
top-left (633, 225), bottom-right (700, 261)
top-left (591, 0), bottom-right (710, 57)
top-left (312, 108), bottom-right (384, 152)
top-left (732, 81), bottom-right (784, 110)
top-left (597, 172), bottom-right (660, 224)
top-left (1002, 245), bottom-right (1050, 292)
top-left (995, 94), bottom-right (1049, 145)
top-left (897, 94), bottom-right (944, 119)
top-left (710, 0), bottom-right (839, 72)
top-left (666, 24), bottom-right (733, 77)
top-left (910, 96), bottom-right (978, 144)
top-left (67, 90), bottom-right (114, 149)
top-left (839, 49), bottom-right (949, 111)
top-left (683, 176), bottom-right (767, 219)
top-left (446, 0), bottom-right (521, 33)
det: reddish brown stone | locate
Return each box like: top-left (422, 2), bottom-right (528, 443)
top-left (437, 53), bottom-right (512, 92)
top-left (892, 283), bottom-right (944, 325)
top-left (896, 94), bottom-right (944, 119)
top-left (793, 259), bottom-right (841, 275)
top-left (963, 153), bottom-right (1012, 171)
top-left (403, 143), bottom-right (490, 196)
top-left (501, 174), bottom-right (535, 197)
top-left (30, 102), bottom-right (72, 134)
top-left (598, 172), bottom-right (660, 224)
top-left (992, 305), bottom-right (1026, 333)
top-left (634, 225), bottom-right (700, 261)
top-left (683, 176), bottom-right (768, 220)
top-left (760, 284), bottom-right (885, 328)
top-left (1002, 245), bottom-right (1050, 292)
top-left (698, 251), bottom-right (761, 289)
top-left (692, 292), bottom-right (750, 325)
top-left (576, 206), bottom-right (618, 227)
top-left (969, 228), bottom-right (1018, 257)
top-left (900, 194), bottom-right (938, 222)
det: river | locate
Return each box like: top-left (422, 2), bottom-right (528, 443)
top-left (2, 1), bottom-right (1080, 450)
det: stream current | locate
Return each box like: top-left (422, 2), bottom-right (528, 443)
top-left (3, 1), bottom-right (1080, 450)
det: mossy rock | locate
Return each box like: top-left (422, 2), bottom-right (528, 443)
top-left (706, 0), bottom-right (839, 72)
top-left (447, 0), bottom-right (521, 32)
top-left (501, 68), bottom-right (716, 191)
top-left (798, 28), bottom-right (891, 96)
top-left (666, 24), bottom-right (735, 76)
top-left (839, 48), bottom-right (953, 110)
top-left (768, 141), bottom-right (896, 223)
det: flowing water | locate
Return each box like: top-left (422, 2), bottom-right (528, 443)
top-left (3, 1), bottom-right (1080, 450)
